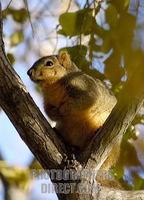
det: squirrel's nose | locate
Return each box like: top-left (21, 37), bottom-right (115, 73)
top-left (27, 68), bottom-right (33, 77)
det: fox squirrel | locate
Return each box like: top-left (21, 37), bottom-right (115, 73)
top-left (27, 51), bottom-right (121, 187)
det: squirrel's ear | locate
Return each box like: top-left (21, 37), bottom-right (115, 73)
top-left (58, 51), bottom-right (72, 69)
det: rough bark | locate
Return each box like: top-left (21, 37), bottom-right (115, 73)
top-left (0, 4), bottom-right (66, 171)
top-left (0, 2), bottom-right (144, 200)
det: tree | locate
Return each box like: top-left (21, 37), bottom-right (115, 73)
top-left (0, 0), bottom-right (144, 199)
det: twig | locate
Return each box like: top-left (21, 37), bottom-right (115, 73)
top-left (5, 0), bottom-right (13, 10)
top-left (23, 0), bottom-right (35, 37)
top-left (65, 0), bottom-right (72, 12)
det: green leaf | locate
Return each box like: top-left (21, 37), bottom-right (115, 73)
top-left (60, 45), bottom-right (88, 65)
top-left (57, 29), bottom-right (67, 36)
top-left (59, 12), bottom-right (79, 36)
top-left (104, 50), bottom-right (125, 85)
top-left (105, 5), bottom-right (118, 27)
top-left (2, 9), bottom-right (8, 19)
top-left (7, 53), bottom-right (15, 65)
top-left (110, 0), bottom-right (130, 12)
top-left (59, 8), bottom-right (95, 36)
top-left (10, 31), bottom-right (24, 46)
top-left (101, 37), bottom-right (111, 53)
top-left (60, 45), bottom-right (89, 72)
top-left (8, 8), bottom-right (28, 23)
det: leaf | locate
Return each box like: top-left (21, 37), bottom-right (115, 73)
top-left (100, 37), bottom-right (111, 53)
top-left (94, 24), bottom-right (107, 38)
top-left (59, 11), bottom-right (80, 36)
top-left (117, 13), bottom-right (136, 52)
top-left (60, 45), bottom-right (88, 66)
top-left (2, 9), bottom-right (8, 19)
top-left (7, 53), bottom-right (15, 65)
top-left (8, 8), bottom-right (28, 23)
top-left (59, 8), bottom-right (96, 36)
top-left (10, 31), bottom-right (24, 46)
top-left (57, 29), bottom-right (67, 36)
top-left (82, 11), bottom-right (96, 35)
top-left (105, 5), bottom-right (118, 27)
top-left (110, 0), bottom-right (130, 12)
top-left (0, 161), bottom-right (31, 191)
top-left (104, 50), bottom-right (125, 85)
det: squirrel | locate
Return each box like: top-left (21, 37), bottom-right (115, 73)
top-left (27, 51), bottom-right (121, 187)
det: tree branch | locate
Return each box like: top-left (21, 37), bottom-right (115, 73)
top-left (0, 2), bottom-right (66, 171)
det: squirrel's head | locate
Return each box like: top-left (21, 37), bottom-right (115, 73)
top-left (27, 51), bottom-right (79, 85)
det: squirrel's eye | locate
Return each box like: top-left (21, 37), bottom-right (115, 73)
top-left (45, 60), bottom-right (53, 67)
